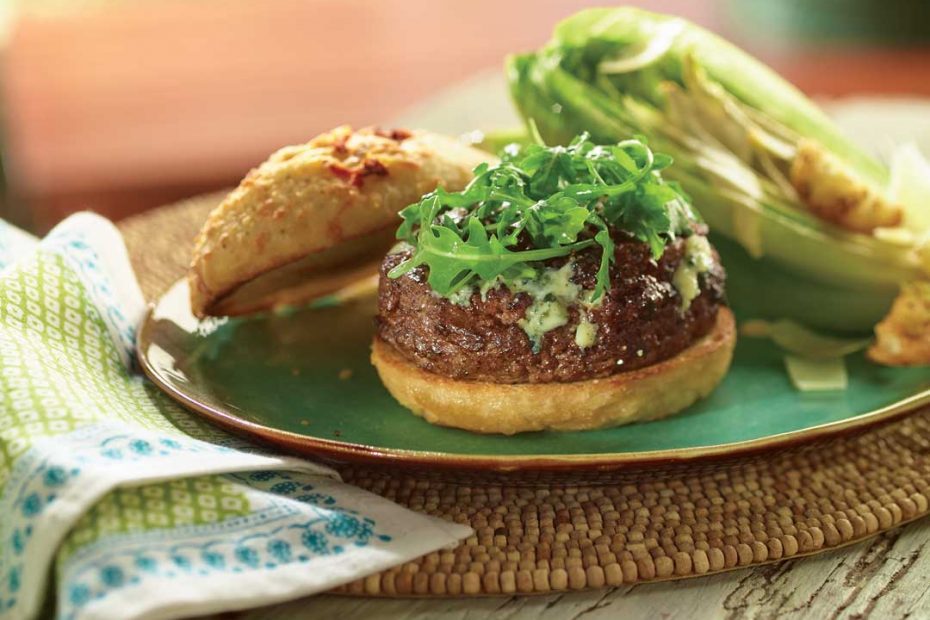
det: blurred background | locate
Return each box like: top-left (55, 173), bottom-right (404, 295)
top-left (2, 0), bottom-right (930, 233)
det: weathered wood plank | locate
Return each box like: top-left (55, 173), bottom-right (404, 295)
top-left (226, 517), bottom-right (930, 619)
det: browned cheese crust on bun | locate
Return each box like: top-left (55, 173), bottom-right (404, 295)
top-left (189, 126), bottom-right (493, 317)
top-left (371, 133), bottom-right (735, 434)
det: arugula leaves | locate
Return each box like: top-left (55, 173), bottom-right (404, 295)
top-left (389, 132), bottom-right (694, 301)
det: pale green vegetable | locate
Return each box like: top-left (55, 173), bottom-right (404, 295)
top-left (506, 7), bottom-right (925, 332)
top-left (717, 236), bottom-right (897, 333)
top-left (888, 143), bottom-right (930, 236)
top-left (741, 319), bottom-right (870, 359)
top-left (469, 128), bottom-right (531, 155)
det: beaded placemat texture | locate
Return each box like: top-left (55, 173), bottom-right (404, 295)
top-left (117, 196), bottom-right (930, 597)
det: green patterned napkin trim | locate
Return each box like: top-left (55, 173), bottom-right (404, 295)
top-left (58, 476), bottom-right (252, 564)
top-left (0, 214), bottom-right (470, 620)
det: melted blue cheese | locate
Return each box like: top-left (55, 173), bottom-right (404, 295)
top-left (574, 315), bottom-right (599, 349)
top-left (672, 235), bottom-right (714, 312)
top-left (511, 263), bottom-right (586, 353)
top-left (519, 300), bottom-right (571, 352)
top-left (447, 286), bottom-right (474, 307)
top-left (438, 262), bottom-right (598, 353)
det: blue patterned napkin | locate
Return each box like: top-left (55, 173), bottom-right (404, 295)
top-left (0, 213), bottom-right (470, 620)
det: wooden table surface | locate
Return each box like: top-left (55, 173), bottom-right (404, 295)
top-left (220, 517), bottom-right (930, 619)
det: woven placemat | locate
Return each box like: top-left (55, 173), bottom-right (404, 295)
top-left (117, 195), bottom-right (930, 597)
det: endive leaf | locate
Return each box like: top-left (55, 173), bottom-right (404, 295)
top-left (888, 142), bottom-right (930, 235)
top-left (741, 319), bottom-right (870, 359)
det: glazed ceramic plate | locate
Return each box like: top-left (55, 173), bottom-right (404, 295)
top-left (143, 86), bottom-right (930, 472)
top-left (139, 280), bottom-right (930, 471)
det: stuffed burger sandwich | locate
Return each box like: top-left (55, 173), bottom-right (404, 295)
top-left (372, 132), bottom-right (735, 434)
top-left (188, 126), bottom-right (734, 435)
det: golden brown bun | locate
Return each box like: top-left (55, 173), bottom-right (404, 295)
top-left (371, 308), bottom-right (736, 435)
top-left (189, 126), bottom-right (492, 317)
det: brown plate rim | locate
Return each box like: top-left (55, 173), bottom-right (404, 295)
top-left (138, 282), bottom-right (930, 472)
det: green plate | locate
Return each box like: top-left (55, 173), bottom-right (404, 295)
top-left (139, 280), bottom-right (930, 472)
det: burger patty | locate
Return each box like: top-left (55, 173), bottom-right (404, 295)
top-left (376, 232), bottom-right (726, 384)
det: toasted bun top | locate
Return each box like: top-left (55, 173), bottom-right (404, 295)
top-left (188, 125), bottom-right (492, 317)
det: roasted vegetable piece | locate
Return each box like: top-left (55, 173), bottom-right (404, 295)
top-left (869, 282), bottom-right (930, 365)
top-left (790, 139), bottom-right (903, 233)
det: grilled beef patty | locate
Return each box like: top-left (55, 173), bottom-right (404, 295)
top-left (376, 231), bottom-right (725, 384)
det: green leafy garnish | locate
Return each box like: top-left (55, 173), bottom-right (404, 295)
top-left (389, 132), bottom-right (695, 301)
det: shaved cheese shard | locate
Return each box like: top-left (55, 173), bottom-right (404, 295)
top-left (784, 355), bottom-right (848, 392)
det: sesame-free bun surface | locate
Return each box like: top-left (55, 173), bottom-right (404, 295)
top-left (371, 308), bottom-right (736, 435)
top-left (189, 126), bottom-right (491, 317)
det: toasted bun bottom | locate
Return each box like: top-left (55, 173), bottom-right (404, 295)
top-left (371, 308), bottom-right (736, 435)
